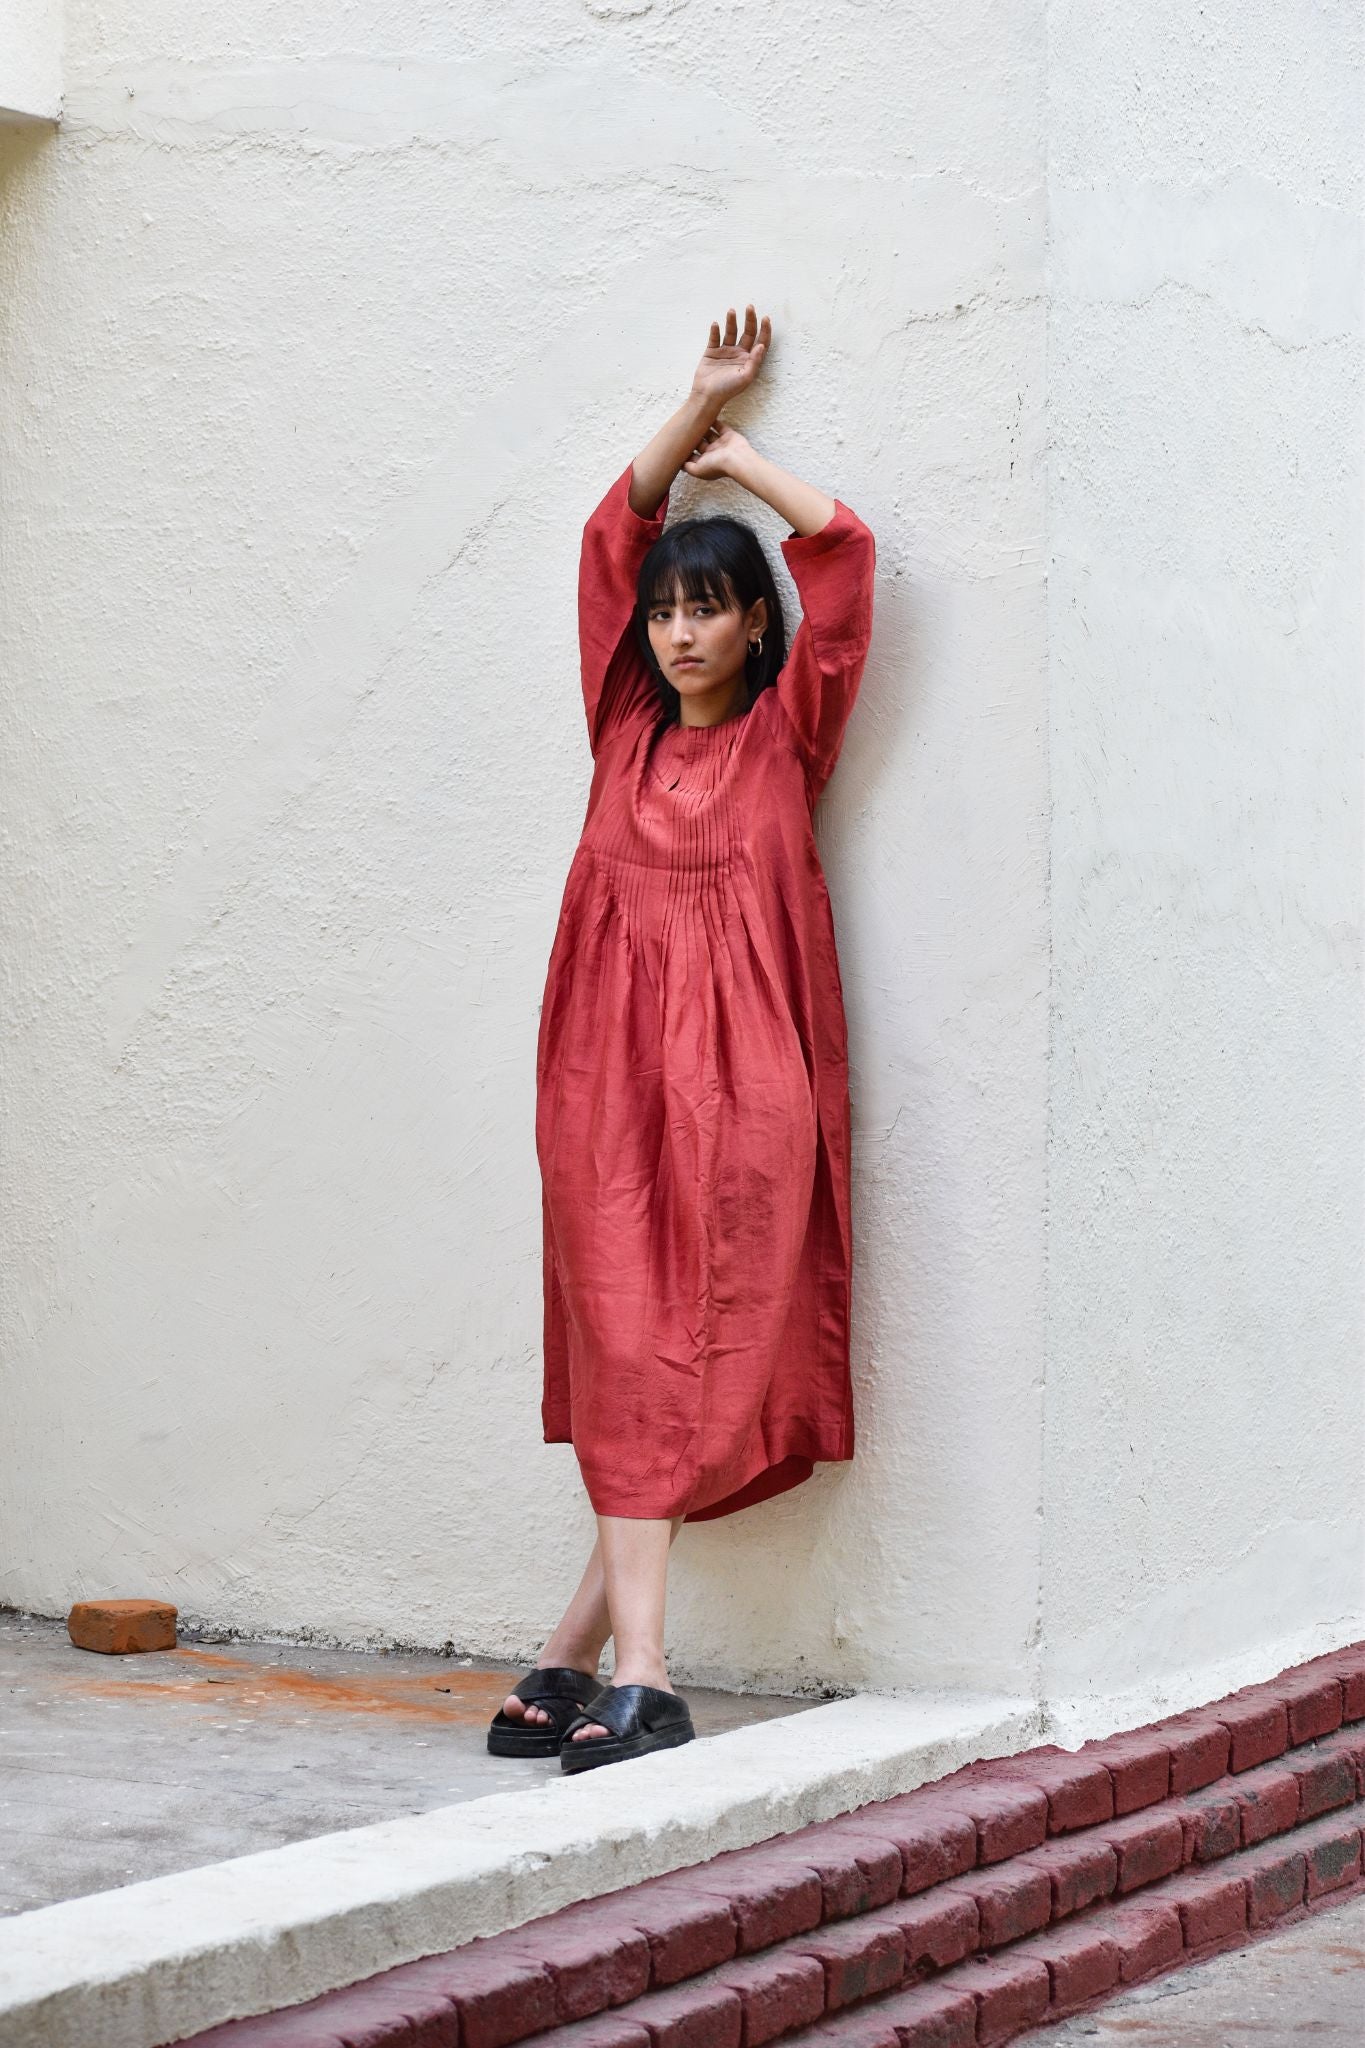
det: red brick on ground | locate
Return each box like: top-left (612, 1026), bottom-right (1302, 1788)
top-left (1097, 1807), bottom-right (1183, 1892)
top-left (66, 1597), bottom-right (177, 1654)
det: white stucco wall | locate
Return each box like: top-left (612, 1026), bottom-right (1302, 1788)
top-left (0, 0), bottom-right (61, 122)
top-left (0, 0), bottom-right (1358, 1723)
top-left (1041, 0), bottom-right (1365, 1732)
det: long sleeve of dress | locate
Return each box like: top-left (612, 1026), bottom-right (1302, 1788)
top-left (773, 502), bottom-right (877, 803)
top-left (578, 462), bottom-right (672, 756)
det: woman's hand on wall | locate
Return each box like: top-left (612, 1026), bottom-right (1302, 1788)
top-left (625, 305), bottom-right (771, 519)
top-left (689, 305), bottom-right (771, 409)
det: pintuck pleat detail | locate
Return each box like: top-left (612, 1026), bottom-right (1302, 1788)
top-left (541, 469), bottom-right (874, 1522)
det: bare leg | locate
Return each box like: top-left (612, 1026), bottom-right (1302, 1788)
top-left (500, 1537), bottom-right (612, 1725)
top-left (568, 1514), bottom-right (682, 1742)
top-left (505, 1507), bottom-right (683, 1728)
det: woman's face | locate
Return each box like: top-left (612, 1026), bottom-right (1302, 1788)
top-left (646, 579), bottom-right (767, 704)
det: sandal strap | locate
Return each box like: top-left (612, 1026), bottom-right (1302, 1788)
top-left (567, 1684), bottom-right (690, 1743)
top-left (508, 1666), bottom-right (598, 1705)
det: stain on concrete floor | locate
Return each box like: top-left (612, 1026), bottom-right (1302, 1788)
top-left (0, 1610), bottom-right (814, 1916)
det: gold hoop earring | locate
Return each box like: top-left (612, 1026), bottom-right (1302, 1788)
top-left (748, 635), bottom-right (764, 658)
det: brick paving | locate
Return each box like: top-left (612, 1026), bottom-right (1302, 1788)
top-left (182, 1641), bottom-right (1365, 2048)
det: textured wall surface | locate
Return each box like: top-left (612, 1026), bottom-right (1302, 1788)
top-left (0, 0), bottom-right (62, 120)
top-left (0, 0), bottom-right (1048, 1700)
top-left (0, 0), bottom-right (1357, 1722)
top-left (1043, 0), bottom-right (1365, 1731)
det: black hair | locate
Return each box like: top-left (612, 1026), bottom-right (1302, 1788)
top-left (632, 514), bottom-right (788, 725)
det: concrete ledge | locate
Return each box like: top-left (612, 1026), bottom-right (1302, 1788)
top-left (0, 1689), bottom-right (1038, 2048)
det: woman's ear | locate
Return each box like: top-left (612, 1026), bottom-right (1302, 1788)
top-left (747, 598), bottom-right (769, 637)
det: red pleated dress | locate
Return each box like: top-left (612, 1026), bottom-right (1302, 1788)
top-left (537, 462), bottom-right (876, 1522)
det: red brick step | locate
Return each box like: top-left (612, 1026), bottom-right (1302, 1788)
top-left (183, 1640), bottom-right (1365, 2048)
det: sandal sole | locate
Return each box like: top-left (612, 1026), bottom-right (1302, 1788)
top-left (559, 1723), bottom-right (696, 1774)
top-left (486, 1728), bottom-right (565, 1758)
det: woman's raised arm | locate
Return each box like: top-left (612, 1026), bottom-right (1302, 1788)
top-left (627, 305), bottom-right (772, 516)
top-left (681, 420), bottom-right (874, 800)
top-left (683, 423), bottom-right (836, 537)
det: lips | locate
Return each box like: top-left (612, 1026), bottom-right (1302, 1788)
top-left (673, 659), bottom-right (702, 669)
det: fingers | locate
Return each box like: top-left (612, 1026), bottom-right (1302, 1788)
top-left (710, 305), bottom-right (770, 358)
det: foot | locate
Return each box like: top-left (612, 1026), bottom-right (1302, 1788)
top-left (501, 1647), bottom-right (601, 1728)
top-left (569, 1659), bottom-right (673, 1742)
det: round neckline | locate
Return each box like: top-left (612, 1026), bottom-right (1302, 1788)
top-left (669, 708), bottom-right (750, 740)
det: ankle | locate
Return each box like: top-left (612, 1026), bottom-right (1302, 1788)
top-left (609, 1651), bottom-right (671, 1692)
top-left (538, 1635), bottom-right (604, 1677)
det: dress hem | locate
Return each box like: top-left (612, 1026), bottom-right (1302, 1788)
top-left (540, 1431), bottom-right (851, 1523)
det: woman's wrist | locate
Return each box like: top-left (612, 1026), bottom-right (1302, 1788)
top-left (682, 387), bottom-right (724, 433)
top-left (720, 437), bottom-right (765, 493)
top-left (629, 393), bottom-right (722, 516)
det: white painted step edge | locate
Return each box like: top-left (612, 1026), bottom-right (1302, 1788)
top-left (0, 1689), bottom-right (1039, 2048)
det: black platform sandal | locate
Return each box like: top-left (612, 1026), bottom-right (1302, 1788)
top-left (559, 1683), bottom-right (695, 1773)
top-left (486, 1668), bottom-right (601, 1758)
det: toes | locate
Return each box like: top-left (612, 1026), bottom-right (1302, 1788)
top-left (572, 1721), bottom-right (608, 1741)
top-left (502, 1697), bottom-right (551, 1723)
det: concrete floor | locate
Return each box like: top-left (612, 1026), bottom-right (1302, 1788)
top-left (1025, 1890), bottom-right (1365, 2045)
top-left (0, 1610), bottom-right (812, 1916)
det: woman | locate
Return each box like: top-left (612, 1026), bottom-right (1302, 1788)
top-left (488, 306), bottom-right (876, 1773)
